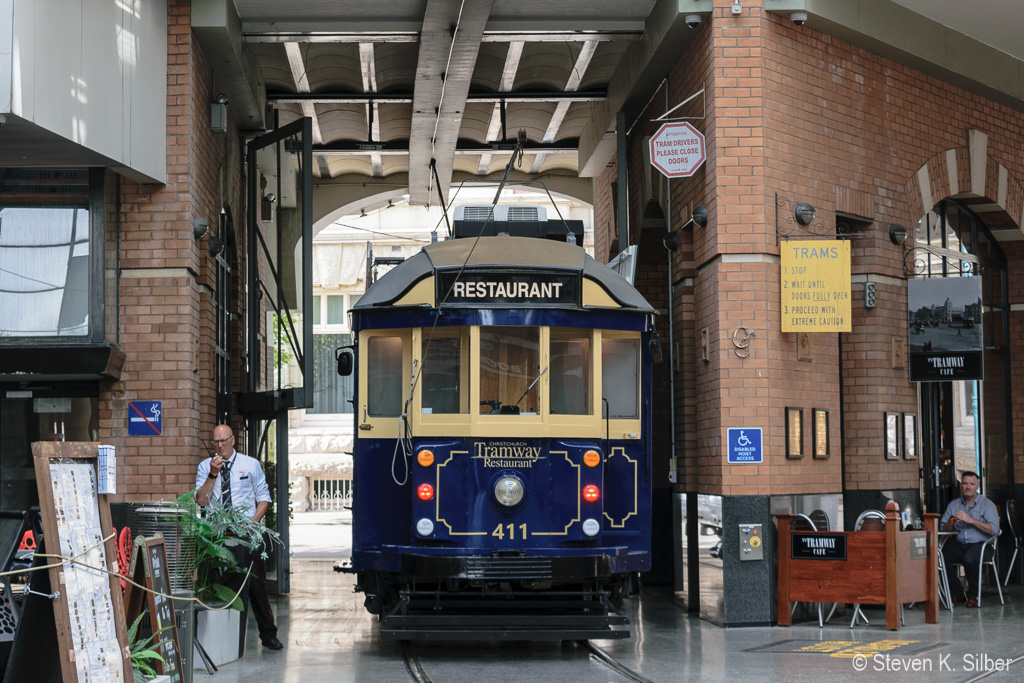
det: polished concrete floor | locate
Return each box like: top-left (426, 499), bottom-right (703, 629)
top-left (199, 559), bottom-right (1024, 683)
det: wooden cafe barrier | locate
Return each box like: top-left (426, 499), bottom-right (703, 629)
top-left (777, 502), bottom-right (939, 630)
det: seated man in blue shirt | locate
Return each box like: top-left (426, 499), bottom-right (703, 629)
top-left (940, 471), bottom-right (999, 608)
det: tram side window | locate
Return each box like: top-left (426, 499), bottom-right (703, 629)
top-left (422, 337), bottom-right (463, 414)
top-left (550, 332), bottom-right (591, 415)
top-left (367, 336), bottom-right (403, 416)
top-left (480, 327), bottom-right (540, 414)
top-left (602, 339), bottom-right (639, 419)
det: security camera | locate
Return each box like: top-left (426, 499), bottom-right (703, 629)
top-left (791, 12), bottom-right (808, 26)
top-left (685, 14), bottom-right (702, 28)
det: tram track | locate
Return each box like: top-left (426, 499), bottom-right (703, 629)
top-left (400, 639), bottom-right (655, 683)
top-left (579, 640), bottom-right (657, 683)
top-left (401, 641), bottom-right (433, 683)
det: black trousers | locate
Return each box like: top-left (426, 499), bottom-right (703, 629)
top-left (229, 545), bottom-right (277, 640)
top-left (942, 539), bottom-right (985, 598)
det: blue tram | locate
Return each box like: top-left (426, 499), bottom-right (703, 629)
top-left (339, 234), bottom-right (654, 639)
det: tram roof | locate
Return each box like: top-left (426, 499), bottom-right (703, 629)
top-left (354, 236), bottom-right (654, 313)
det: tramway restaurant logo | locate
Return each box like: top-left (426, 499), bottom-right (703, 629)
top-left (473, 441), bottom-right (546, 468)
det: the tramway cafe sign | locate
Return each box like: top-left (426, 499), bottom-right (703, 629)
top-left (438, 271), bottom-right (578, 306)
top-left (907, 277), bottom-right (984, 382)
top-left (791, 532), bottom-right (847, 560)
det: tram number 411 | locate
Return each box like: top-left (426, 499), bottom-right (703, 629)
top-left (493, 523), bottom-right (528, 539)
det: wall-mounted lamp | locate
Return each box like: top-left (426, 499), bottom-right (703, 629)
top-left (794, 202), bottom-right (816, 225)
top-left (692, 204), bottom-right (708, 228)
top-left (663, 231), bottom-right (679, 251)
top-left (193, 217), bottom-right (210, 240)
top-left (889, 223), bottom-right (908, 245)
top-left (209, 235), bottom-right (225, 257)
top-left (211, 94), bottom-right (228, 134)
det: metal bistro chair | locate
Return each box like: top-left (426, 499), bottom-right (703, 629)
top-left (850, 510), bottom-right (889, 628)
top-left (1004, 499), bottom-right (1023, 586)
top-left (962, 529), bottom-right (1003, 606)
top-left (945, 528), bottom-right (1004, 607)
top-left (790, 513), bottom-right (831, 628)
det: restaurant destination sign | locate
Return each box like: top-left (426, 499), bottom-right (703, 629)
top-left (791, 532), bottom-right (848, 560)
top-left (780, 240), bottom-right (852, 333)
top-left (437, 271), bottom-right (579, 306)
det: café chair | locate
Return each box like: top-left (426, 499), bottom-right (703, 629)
top-left (977, 530), bottom-right (1003, 606)
top-left (1004, 499), bottom-right (1023, 586)
top-left (850, 510), bottom-right (888, 628)
top-left (790, 513), bottom-right (830, 627)
top-left (945, 529), bottom-right (1003, 607)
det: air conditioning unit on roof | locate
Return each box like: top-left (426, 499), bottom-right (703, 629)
top-left (453, 205), bottom-right (547, 222)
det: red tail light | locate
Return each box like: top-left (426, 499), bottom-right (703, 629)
top-left (417, 483), bottom-right (435, 501)
top-left (582, 485), bottom-right (600, 503)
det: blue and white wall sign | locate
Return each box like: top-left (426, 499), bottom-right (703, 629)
top-left (727, 428), bottom-right (762, 463)
top-left (128, 401), bottom-right (162, 436)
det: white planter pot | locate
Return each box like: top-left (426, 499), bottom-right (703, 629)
top-left (149, 677), bottom-right (172, 683)
top-left (194, 608), bottom-right (241, 668)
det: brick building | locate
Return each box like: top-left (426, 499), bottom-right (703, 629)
top-left (1, 1), bottom-right (1021, 625)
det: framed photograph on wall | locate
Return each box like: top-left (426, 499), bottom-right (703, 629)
top-left (885, 412), bottom-right (899, 460)
top-left (903, 413), bottom-right (917, 459)
top-left (813, 408), bottom-right (829, 459)
top-left (786, 407), bottom-right (803, 459)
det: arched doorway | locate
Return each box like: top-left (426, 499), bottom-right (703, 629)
top-left (912, 199), bottom-right (1012, 514)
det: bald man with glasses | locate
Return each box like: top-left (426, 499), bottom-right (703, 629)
top-left (195, 424), bottom-right (282, 650)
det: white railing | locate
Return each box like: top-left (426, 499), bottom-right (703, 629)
top-left (309, 477), bottom-right (353, 511)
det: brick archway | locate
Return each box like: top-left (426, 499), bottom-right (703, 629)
top-left (903, 129), bottom-right (1024, 234)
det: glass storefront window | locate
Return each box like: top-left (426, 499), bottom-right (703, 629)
top-left (479, 327), bottom-right (540, 415)
top-left (0, 207), bottom-right (91, 337)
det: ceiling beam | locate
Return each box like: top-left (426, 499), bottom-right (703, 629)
top-left (284, 42), bottom-right (331, 177)
top-left (244, 31), bottom-right (639, 44)
top-left (312, 140), bottom-right (579, 155)
top-left (268, 90), bottom-right (606, 104)
top-left (359, 43), bottom-right (383, 177)
top-left (409, 0), bottom-right (495, 205)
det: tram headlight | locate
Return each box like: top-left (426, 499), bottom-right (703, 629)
top-left (583, 450), bottom-right (601, 468)
top-left (417, 449), bottom-right (434, 467)
top-left (417, 483), bottom-right (434, 501)
top-left (582, 518), bottom-right (600, 537)
top-left (416, 518), bottom-right (435, 536)
top-left (582, 484), bottom-right (600, 503)
top-left (493, 475), bottom-right (525, 507)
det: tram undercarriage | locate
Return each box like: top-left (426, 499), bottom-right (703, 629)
top-left (343, 556), bottom-right (639, 640)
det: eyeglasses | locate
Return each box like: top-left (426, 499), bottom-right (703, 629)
top-left (212, 436), bottom-right (234, 445)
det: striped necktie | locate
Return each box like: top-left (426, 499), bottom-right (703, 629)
top-left (220, 460), bottom-right (232, 508)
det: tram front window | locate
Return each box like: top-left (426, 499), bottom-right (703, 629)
top-left (422, 337), bottom-right (463, 414)
top-left (602, 338), bottom-right (639, 419)
top-left (550, 331), bottom-right (591, 415)
top-left (367, 336), bottom-right (403, 416)
top-left (479, 327), bottom-right (540, 415)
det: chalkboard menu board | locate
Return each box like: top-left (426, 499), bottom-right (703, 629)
top-left (31, 442), bottom-right (132, 683)
top-left (124, 535), bottom-right (183, 683)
